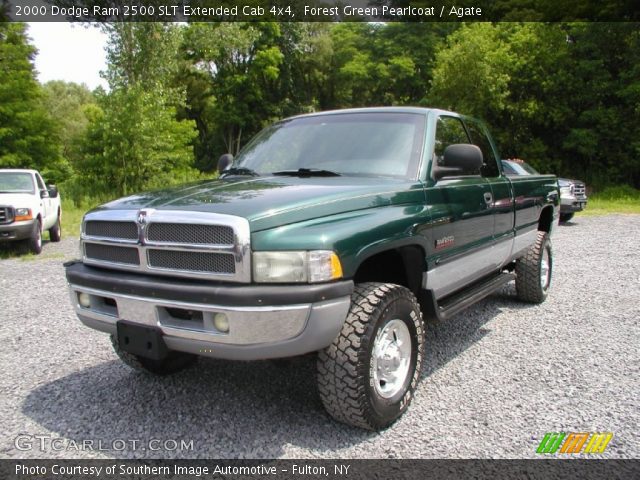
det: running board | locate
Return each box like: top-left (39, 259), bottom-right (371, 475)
top-left (437, 272), bottom-right (515, 321)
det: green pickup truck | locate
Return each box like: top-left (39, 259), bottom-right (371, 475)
top-left (65, 107), bottom-right (559, 430)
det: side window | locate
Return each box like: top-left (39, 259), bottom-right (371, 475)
top-left (465, 120), bottom-right (500, 177)
top-left (501, 161), bottom-right (516, 175)
top-left (434, 116), bottom-right (470, 166)
top-left (35, 174), bottom-right (46, 191)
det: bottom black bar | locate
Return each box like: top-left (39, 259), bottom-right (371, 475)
top-left (1, 459), bottom-right (638, 480)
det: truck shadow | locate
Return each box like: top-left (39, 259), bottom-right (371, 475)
top-left (21, 285), bottom-right (537, 458)
top-left (421, 283), bottom-right (535, 379)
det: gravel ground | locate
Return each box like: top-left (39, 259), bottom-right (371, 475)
top-left (0, 215), bottom-right (638, 459)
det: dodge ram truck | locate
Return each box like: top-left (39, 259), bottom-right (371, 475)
top-left (0, 169), bottom-right (62, 253)
top-left (65, 107), bottom-right (559, 430)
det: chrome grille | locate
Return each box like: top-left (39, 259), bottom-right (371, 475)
top-left (573, 183), bottom-right (586, 198)
top-left (85, 220), bottom-right (138, 240)
top-left (147, 223), bottom-right (234, 245)
top-left (80, 210), bottom-right (251, 282)
top-left (147, 249), bottom-right (235, 274)
top-left (84, 243), bottom-right (140, 265)
top-left (0, 206), bottom-right (13, 224)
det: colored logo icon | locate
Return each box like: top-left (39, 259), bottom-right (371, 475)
top-left (537, 432), bottom-right (613, 454)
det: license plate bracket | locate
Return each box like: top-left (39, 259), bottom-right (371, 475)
top-left (116, 320), bottom-right (168, 361)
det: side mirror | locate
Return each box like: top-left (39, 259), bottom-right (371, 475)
top-left (218, 154), bottom-right (233, 174)
top-left (47, 185), bottom-right (59, 198)
top-left (40, 189), bottom-right (49, 199)
top-left (433, 144), bottom-right (483, 180)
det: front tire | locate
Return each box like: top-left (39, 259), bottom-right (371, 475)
top-left (110, 335), bottom-right (197, 375)
top-left (559, 213), bottom-right (574, 223)
top-left (317, 283), bottom-right (425, 431)
top-left (27, 219), bottom-right (43, 254)
top-left (515, 231), bottom-right (552, 304)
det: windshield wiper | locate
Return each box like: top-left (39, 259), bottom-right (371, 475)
top-left (272, 168), bottom-right (341, 177)
top-left (220, 167), bottom-right (260, 177)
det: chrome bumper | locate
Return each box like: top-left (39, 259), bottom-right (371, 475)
top-left (69, 284), bottom-right (351, 361)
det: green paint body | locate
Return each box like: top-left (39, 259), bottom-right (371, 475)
top-left (92, 108), bottom-right (559, 280)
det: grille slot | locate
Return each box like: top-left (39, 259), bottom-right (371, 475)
top-left (0, 207), bottom-right (11, 224)
top-left (85, 221), bottom-right (138, 240)
top-left (85, 243), bottom-right (140, 265)
top-left (146, 223), bottom-right (234, 245)
top-left (573, 184), bottom-right (586, 197)
top-left (147, 249), bottom-right (235, 274)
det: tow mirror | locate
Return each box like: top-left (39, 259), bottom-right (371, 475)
top-left (218, 154), bottom-right (233, 174)
top-left (47, 185), bottom-right (59, 198)
top-left (433, 144), bottom-right (483, 180)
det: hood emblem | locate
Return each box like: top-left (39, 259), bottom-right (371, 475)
top-left (137, 209), bottom-right (155, 243)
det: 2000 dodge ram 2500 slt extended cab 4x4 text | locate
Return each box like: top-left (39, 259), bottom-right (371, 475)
top-left (0, 169), bottom-right (62, 253)
top-left (65, 107), bottom-right (559, 430)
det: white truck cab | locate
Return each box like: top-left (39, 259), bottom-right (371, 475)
top-left (0, 169), bottom-right (62, 253)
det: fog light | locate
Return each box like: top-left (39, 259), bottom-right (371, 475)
top-left (78, 292), bottom-right (91, 308)
top-left (213, 313), bottom-right (229, 333)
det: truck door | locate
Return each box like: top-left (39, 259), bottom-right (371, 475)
top-left (424, 115), bottom-right (496, 299)
top-left (35, 173), bottom-right (50, 226)
top-left (463, 118), bottom-right (515, 269)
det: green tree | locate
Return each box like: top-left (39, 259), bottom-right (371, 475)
top-left (42, 81), bottom-right (96, 172)
top-left (182, 22), bottom-right (285, 169)
top-left (0, 23), bottom-right (67, 181)
top-left (81, 23), bottom-right (197, 197)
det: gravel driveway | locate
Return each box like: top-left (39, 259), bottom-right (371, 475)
top-left (0, 215), bottom-right (638, 459)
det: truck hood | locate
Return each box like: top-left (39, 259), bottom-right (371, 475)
top-left (94, 176), bottom-right (423, 231)
top-left (0, 192), bottom-right (38, 208)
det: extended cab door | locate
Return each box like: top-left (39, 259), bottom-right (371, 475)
top-left (423, 115), bottom-right (496, 299)
top-left (463, 118), bottom-right (515, 269)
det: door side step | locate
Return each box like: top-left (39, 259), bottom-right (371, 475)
top-left (437, 272), bottom-right (515, 321)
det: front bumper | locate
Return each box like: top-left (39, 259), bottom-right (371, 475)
top-left (0, 219), bottom-right (35, 242)
top-left (560, 195), bottom-right (587, 213)
top-left (65, 262), bottom-right (353, 361)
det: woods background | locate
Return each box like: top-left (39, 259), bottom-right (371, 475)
top-left (1, 20), bottom-right (639, 205)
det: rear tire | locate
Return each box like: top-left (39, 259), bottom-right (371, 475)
top-left (110, 335), bottom-right (197, 375)
top-left (515, 231), bottom-right (552, 304)
top-left (559, 213), bottom-right (574, 223)
top-left (317, 282), bottom-right (425, 431)
top-left (27, 219), bottom-right (43, 254)
top-left (49, 212), bottom-right (61, 242)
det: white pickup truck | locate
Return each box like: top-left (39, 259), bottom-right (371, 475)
top-left (0, 169), bottom-right (62, 253)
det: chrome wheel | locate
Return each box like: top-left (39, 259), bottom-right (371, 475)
top-left (372, 319), bottom-right (412, 399)
top-left (540, 248), bottom-right (550, 289)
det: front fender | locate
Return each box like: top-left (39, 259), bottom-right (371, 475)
top-left (250, 204), bottom-right (431, 278)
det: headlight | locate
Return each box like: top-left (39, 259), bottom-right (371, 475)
top-left (14, 208), bottom-right (32, 221)
top-left (253, 251), bottom-right (343, 283)
top-left (559, 186), bottom-right (572, 196)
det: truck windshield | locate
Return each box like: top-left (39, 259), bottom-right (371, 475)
top-left (0, 172), bottom-right (35, 194)
top-left (232, 113), bottom-right (426, 179)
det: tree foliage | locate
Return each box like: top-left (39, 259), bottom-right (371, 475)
top-left (5, 21), bottom-right (639, 197)
top-left (80, 24), bottom-right (197, 198)
top-left (429, 22), bottom-right (640, 186)
top-left (0, 23), bottom-right (67, 182)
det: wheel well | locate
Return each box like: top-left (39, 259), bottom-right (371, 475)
top-left (353, 246), bottom-right (425, 295)
top-left (538, 206), bottom-right (553, 232)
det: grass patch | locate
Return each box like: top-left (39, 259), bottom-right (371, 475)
top-left (580, 185), bottom-right (640, 216)
top-left (61, 198), bottom-right (99, 238)
top-left (19, 252), bottom-right (66, 262)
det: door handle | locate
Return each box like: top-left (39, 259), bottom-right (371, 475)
top-left (484, 192), bottom-right (493, 205)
